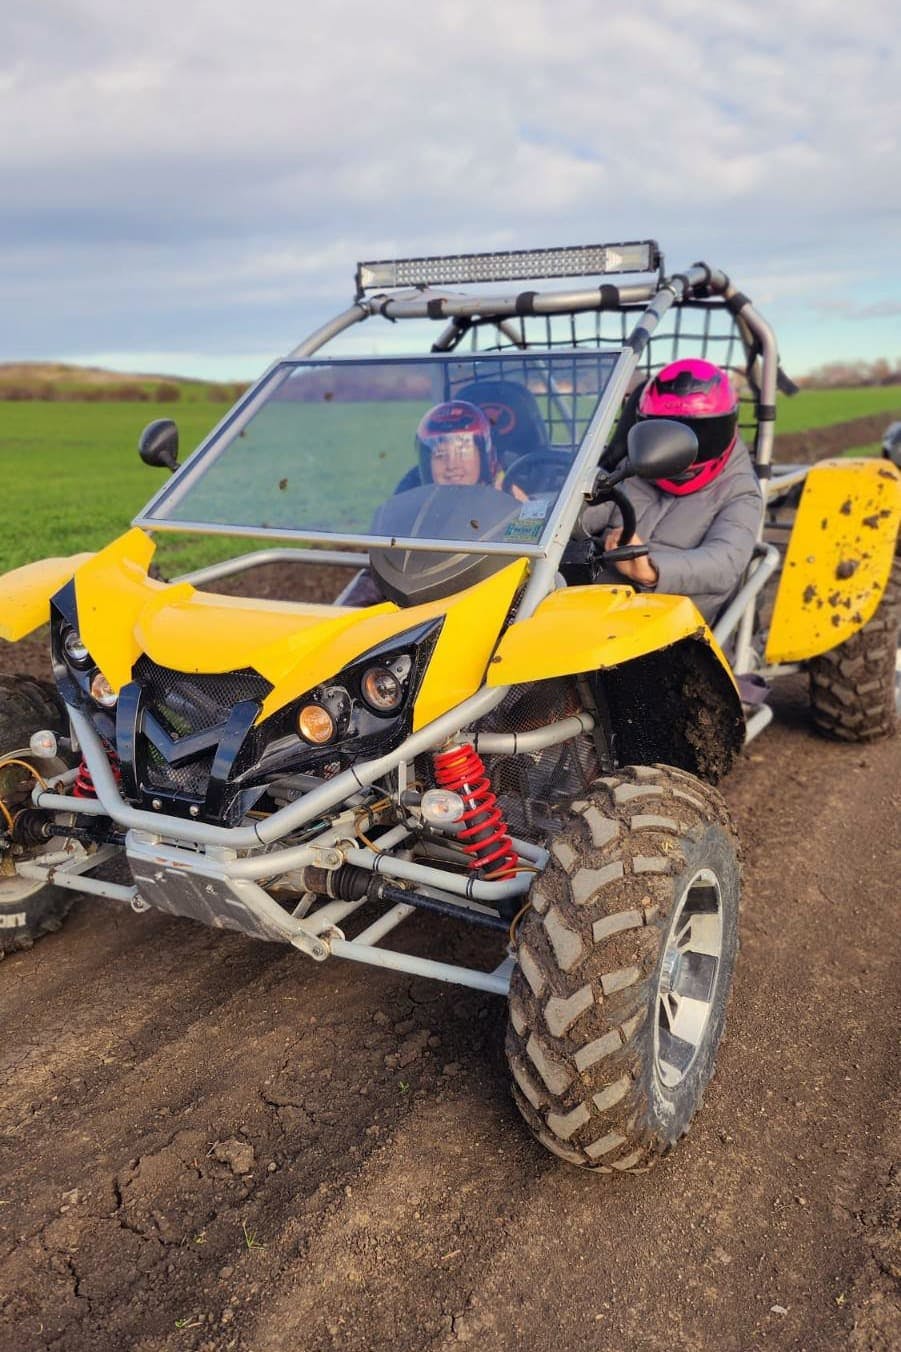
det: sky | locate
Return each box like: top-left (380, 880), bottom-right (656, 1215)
top-left (2, 0), bottom-right (899, 382)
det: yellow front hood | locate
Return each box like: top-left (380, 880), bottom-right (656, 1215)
top-left (72, 529), bottom-right (527, 728)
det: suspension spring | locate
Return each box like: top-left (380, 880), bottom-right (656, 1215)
top-left (72, 747), bottom-right (122, 799)
top-left (432, 743), bottom-right (518, 879)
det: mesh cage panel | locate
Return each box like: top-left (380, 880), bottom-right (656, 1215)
top-left (478, 680), bottom-right (600, 840)
top-left (464, 300), bottom-right (760, 452)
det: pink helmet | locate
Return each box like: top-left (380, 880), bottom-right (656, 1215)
top-left (415, 401), bottom-right (497, 484)
top-left (638, 359), bottom-right (739, 494)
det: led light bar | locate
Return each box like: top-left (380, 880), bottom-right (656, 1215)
top-left (356, 241), bottom-right (660, 293)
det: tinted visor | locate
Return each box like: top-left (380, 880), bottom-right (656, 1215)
top-left (639, 411), bottom-right (737, 463)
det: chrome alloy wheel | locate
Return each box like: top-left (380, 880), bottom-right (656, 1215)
top-left (653, 867), bottom-right (724, 1089)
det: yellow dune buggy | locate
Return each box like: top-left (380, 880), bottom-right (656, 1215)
top-left (1, 242), bottom-right (898, 1171)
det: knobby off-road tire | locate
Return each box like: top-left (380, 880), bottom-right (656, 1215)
top-left (506, 764), bottom-right (740, 1172)
top-left (0, 676), bottom-right (77, 957)
top-left (808, 557), bottom-right (900, 741)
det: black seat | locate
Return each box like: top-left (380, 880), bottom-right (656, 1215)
top-left (453, 379), bottom-right (550, 470)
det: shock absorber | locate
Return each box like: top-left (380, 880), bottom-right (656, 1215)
top-left (73, 746), bottom-right (122, 798)
top-left (433, 743), bottom-right (518, 879)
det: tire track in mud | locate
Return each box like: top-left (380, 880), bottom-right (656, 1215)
top-left (1, 684), bottom-right (896, 1352)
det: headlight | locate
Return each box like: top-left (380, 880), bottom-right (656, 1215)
top-left (63, 628), bottom-right (92, 667)
top-left (297, 703), bottom-right (336, 744)
top-left (90, 671), bottom-right (118, 708)
top-left (360, 665), bottom-right (403, 712)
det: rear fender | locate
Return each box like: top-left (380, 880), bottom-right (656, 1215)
top-left (767, 458), bottom-right (900, 663)
top-left (0, 554), bottom-right (95, 642)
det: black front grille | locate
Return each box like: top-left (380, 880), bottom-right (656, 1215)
top-left (132, 660), bottom-right (273, 812)
top-left (134, 659), bottom-right (272, 739)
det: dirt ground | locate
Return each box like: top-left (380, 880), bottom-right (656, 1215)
top-left (0, 424), bottom-right (899, 1352)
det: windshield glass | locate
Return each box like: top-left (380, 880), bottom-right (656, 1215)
top-left (141, 351), bottom-right (619, 552)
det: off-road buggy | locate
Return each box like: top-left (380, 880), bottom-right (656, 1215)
top-left (2, 242), bottom-right (899, 1172)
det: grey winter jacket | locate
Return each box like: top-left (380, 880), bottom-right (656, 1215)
top-left (580, 439), bottom-right (763, 623)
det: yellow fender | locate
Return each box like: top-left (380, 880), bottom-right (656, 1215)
top-left (766, 458), bottom-right (901, 663)
top-left (488, 584), bottom-right (737, 690)
top-left (64, 527), bottom-right (529, 729)
top-left (0, 553), bottom-right (96, 642)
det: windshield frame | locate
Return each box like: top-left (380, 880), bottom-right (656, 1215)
top-left (134, 349), bottom-right (624, 559)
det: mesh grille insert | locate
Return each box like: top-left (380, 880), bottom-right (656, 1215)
top-left (134, 658), bottom-right (272, 739)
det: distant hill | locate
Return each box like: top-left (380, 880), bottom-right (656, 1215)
top-left (0, 362), bottom-right (248, 404)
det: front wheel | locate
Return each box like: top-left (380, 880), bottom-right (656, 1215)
top-left (0, 677), bottom-right (79, 957)
top-left (808, 557), bottom-right (900, 741)
top-left (505, 764), bottom-right (740, 1171)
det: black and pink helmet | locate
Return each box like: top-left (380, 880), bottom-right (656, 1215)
top-left (415, 401), bottom-right (497, 484)
top-left (638, 359), bottom-right (739, 494)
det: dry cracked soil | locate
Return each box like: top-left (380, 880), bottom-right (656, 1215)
top-left (0, 425), bottom-right (899, 1352)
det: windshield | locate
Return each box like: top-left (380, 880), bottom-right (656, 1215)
top-left (139, 351), bottom-right (620, 553)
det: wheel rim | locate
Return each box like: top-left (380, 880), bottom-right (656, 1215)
top-left (653, 867), bottom-right (724, 1090)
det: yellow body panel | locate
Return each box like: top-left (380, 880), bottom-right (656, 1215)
top-left (69, 529), bottom-right (528, 727)
top-left (0, 553), bottom-right (95, 642)
top-left (766, 458), bottom-right (901, 663)
top-left (487, 584), bottom-right (735, 687)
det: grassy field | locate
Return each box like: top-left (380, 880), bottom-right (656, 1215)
top-left (1, 384), bottom-right (899, 577)
top-left (771, 385), bottom-right (901, 434)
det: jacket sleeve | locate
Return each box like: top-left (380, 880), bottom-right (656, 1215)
top-left (649, 483), bottom-right (763, 601)
top-left (579, 500), bottom-right (616, 537)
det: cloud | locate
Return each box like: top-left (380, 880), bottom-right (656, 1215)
top-left (2, 0), bottom-right (899, 372)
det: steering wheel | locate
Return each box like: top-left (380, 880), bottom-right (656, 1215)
top-left (601, 542), bottom-right (650, 564)
top-left (499, 451), bottom-right (571, 497)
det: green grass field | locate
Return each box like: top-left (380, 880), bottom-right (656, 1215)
top-left (770, 385), bottom-right (901, 434)
top-left (2, 384), bottom-right (899, 578)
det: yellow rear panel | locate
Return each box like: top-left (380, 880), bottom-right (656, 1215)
top-left (766, 459), bottom-right (900, 663)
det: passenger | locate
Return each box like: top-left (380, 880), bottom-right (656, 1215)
top-left (581, 358), bottom-right (763, 623)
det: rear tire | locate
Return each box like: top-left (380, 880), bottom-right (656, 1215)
top-left (808, 558), bottom-right (900, 741)
top-left (0, 677), bottom-right (78, 957)
top-left (505, 764), bottom-right (740, 1172)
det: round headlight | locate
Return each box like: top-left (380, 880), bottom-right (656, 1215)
top-left (361, 665), bottom-right (403, 712)
top-left (90, 672), bottom-right (118, 708)
top-left (297, 703), bottom-right (336, 744)
top-left (63, 629), bottom-right (91, 666)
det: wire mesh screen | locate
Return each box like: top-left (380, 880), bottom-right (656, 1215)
top-left (464, 300), bottom-right (761, 453)
top-left (444, 350), bottom-right (619, 452)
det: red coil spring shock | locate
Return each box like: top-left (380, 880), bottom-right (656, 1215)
top-left (433, 743), bottom-right (518, 879)
top-left (73, 747), bottom-right (122, 798)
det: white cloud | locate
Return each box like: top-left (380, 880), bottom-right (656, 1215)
top-left (1, 0), bottom-right (899, 373)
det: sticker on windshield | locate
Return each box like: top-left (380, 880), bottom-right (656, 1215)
top-left (503, 517), bottom-right (545, 542)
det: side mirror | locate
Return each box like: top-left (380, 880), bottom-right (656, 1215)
top-left (139, 419), bottom-right (179, 473)
top-left (626, 419), bottom-right (698, 481)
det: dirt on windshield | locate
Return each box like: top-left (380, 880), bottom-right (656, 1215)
top-left (0, 420), bottom-right (898, 1352)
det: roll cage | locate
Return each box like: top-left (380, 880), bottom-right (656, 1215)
top-left (137, 240), bottom-right (795, 689)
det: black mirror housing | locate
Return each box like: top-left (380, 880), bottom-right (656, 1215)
top-left (139, 419), bottom-right (179, 472)
top-left (626, 419), bottom-right (698, 481)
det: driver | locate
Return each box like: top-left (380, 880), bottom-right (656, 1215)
top-left (338, 401), bottom-right (524, 605)
top-left (395, 401), bottom-right (526, 499)
top-left (581, 358), bottom-right (763, 623)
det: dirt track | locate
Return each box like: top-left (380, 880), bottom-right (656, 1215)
top-left (1, 424), bottom-right (899, 1352)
